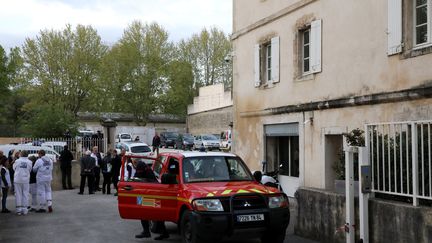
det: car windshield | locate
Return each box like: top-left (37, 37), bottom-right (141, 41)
top-left (165, 132), bottom-right (178, 139)
top-left (130, 145), bottom-right (151, 153)
top-left (120, 134), bottom-right (131, 139)
top-left (182, 156), bottom-right (253, 183)
top-left (202, 135), bottom-right (218, 140)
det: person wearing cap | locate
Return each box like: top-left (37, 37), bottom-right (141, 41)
top-left (78, 150), bottom-right (96, 194)
top-left (59, 145), bottom-right (74, 190)
top-left (12, 150), bottom-right (32, 215)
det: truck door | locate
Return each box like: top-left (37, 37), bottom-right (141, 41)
top-left (118, 155), bottom-right (179, 222)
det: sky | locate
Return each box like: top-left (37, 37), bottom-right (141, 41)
top-left (0, 0), bottom-right (233, 50)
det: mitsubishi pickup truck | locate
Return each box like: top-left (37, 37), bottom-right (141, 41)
top-left (117, 151), bottom-right (290, 243)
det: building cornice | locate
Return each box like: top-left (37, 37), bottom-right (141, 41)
top-left (231, 0), bottom-right (318, 40)
top-left (239, 85), bottom-right (432, 118)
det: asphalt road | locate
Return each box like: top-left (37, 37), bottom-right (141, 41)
top-left (0, 187), bottom-right (316, 243)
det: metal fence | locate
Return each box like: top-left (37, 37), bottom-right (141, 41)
top-left (366, 121), bottom-right (432, 206)
top-left (16, 137), bottom-right (107, 160)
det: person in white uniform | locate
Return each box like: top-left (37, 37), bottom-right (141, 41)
top-left (33, 150), bottom-right (53, 213)
top-left (12, 150), bottom-right (32, 215)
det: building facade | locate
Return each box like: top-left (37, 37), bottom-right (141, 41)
top-left (232, 0), bottom-right (432, 197)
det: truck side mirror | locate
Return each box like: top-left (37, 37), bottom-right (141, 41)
top-left (161, 173), bottom-right (177, 184)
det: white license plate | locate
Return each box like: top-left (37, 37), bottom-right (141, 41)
top-left (237, 214), bottom-right (264, 222)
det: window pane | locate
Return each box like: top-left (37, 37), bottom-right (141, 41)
top-left (417, 0), bottom-right (427, 6)
top-left (416, 6), bottom-right (428, 25)
top-left (303, 44), bottom-right (309, 58)
top-left (416, 25), bottom-right (428, 44)
top-left (268, 69), bottom-right (271, 81)
top-left (303, 30), bottom-right (310, 44)
top-left (304, 59), bottom-right (310, 73)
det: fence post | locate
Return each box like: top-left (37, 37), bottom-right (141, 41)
top-left (411, 122), bottom-right (419, 206)
top-left (345, 146), bottom-right (356, 243)
top-left (359, 146), bottom-right (369, 243)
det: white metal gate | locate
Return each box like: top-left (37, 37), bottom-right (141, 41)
top-left (365, 121), bottom-right (432, 206)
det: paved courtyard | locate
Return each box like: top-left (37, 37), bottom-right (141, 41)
top-left (0, 188), bottom-right (317, 243)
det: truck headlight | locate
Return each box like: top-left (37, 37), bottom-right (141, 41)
top-left (193, 199), bottom-right (224, 212)
top-left (268, 194), bottom-right (289, 208)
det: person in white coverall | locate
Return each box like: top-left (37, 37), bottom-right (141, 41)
top-left (33, 150), bottom-right (53, 213)
top-left (12, 150), bottom-right (32, 215)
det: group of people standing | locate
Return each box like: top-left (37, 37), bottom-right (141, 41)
top-left (0, 149), bottom-right (54, 215)
top-left (78, 146), bottom-right (122, 195)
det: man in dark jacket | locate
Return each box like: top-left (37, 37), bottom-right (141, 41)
top-left (111, 149), bottom-right (122, 196)
top-left (152, 133), bottom-right (161, 155)
top-left (59, 145), bottom-right (74, 190)
top-left (78, 151), bottom-right (96, 195)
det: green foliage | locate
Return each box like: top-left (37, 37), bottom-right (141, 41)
top-left (178, 27), bottom-right (232, 89)
top-left (333, 128), bottom-right (365, 180)
top-left (21, 104), bottom-right (78, 138)
top-left (160, 61), bottom-right (194, 116)
top-left (22, 24), bottom-right (107, 115)
top-left (100, 21), bottom-right (175, 124)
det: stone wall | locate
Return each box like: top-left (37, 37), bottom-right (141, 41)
top-left (51, 160), bottom-right (82, 190)
top-left (296, 188), bottom-right (432, 243)
top-left (295, 188), bottom-right (358, 243)
top-left (187, 106), bottom-right (233, 135)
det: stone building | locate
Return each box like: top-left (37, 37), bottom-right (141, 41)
top-left (232, 1), bottom-right (432, 242)
top-left (187, 83), bottom-right (233, 136)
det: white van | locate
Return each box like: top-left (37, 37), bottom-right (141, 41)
top-left (220, 130), bottom-right (232, 151)
top-left (0, 144), bottom-right (60, 162)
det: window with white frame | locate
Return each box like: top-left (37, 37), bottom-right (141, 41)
top-left (301, 28), bottom-right (311, 74)
top-left (254, 36), bottom-right (279, 87)
top-left (414, 0), bottom-right (430, 46)
top-left (298, 19), bottom-right (321, 77)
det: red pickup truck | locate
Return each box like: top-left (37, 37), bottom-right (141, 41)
top-left (117, 151), bottom-right (290, 243)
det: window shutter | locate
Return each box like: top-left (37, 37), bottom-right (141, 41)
top-left (310, 19), bottom-right (322, 73)
top-left (387, 0), bottom-right (402, 55)
top-left (271, 36), bottom-right (280, 83)
top-left (254, 44), bottom-right (261, 87)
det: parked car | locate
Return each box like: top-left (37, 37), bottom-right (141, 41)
top-left (0, 144), bottom-right (60, 162)
top-left (117, 151), bottom-right (290, 243)
top-left (194, 134), bottom-right (221, 151)
top-left (160, 132), bottom-right (179, 148)
top-left (174, 133), bottom-right (195, 150)
top-left (115, 142), bottom-right (154, 165)
top-left (116, 133), bottom-right (133, 143)
top-left (41, 141), bottom-right (67, 154)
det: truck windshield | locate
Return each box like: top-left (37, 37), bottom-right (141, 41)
top-left (182, 156), bottom-right (253, 183)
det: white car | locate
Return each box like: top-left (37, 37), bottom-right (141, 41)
top-left (116, 133), bottom-right (133, 143)
top-left (0, 144), bottom-right (60, 162)
top-left (41, 141), bottom-right (67, 154)
top-left (115, 142), bottom-right (153, 156)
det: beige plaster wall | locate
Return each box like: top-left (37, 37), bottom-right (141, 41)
top-left (233, 0), bottom-right (432, 114)
top-left (232, 0), bottom-right (432, 189)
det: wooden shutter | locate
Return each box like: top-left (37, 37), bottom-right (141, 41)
top-left (271, 36), bottom-right (280, 83)
top-left (254, 44), bottom-right (261, 87)
top-left (310, 19), bottom-right (322, 73)
top-left (387, 0), bottom-right (402, 55)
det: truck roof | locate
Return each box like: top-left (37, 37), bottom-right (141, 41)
top-left (171, 151), bottom-right (237, 158)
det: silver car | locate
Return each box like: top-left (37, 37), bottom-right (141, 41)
top-left (193, 134), bottom-right (221, 151)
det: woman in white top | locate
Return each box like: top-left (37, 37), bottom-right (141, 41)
top-left (1, 156), bottom-right (11, 213)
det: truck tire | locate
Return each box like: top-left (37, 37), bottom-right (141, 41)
top-left (261, 229), bottom-right (286, 243)
top-left (180, 211), bottom-right (204, 243)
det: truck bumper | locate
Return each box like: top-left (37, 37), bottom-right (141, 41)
top-left (190, 207), bottom-right (290, 241)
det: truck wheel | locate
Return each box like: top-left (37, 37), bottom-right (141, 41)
top-left (180, 211), bottom-right (204, 243)
top-left (261, 229), bottom-right (286, 243)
